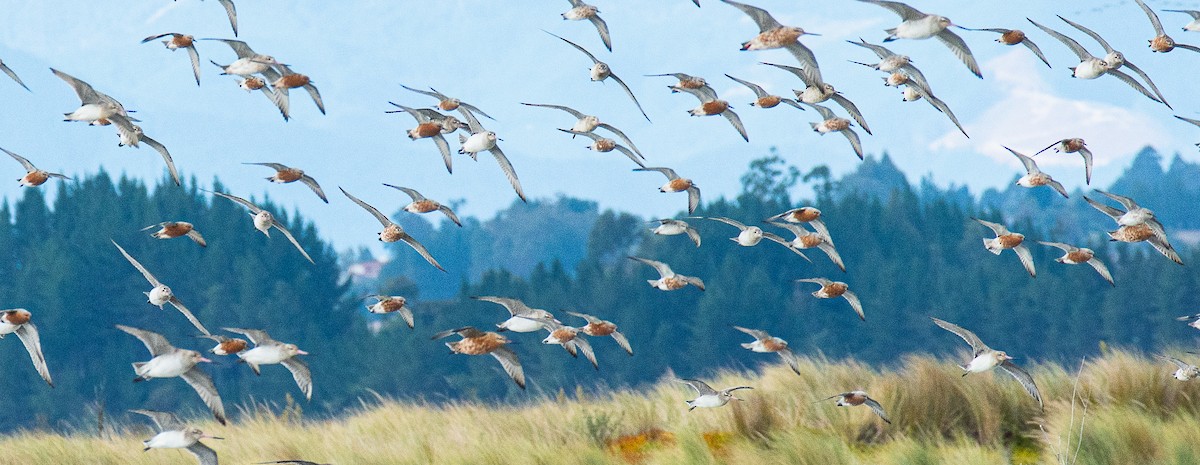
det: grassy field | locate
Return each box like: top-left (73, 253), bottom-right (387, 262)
top-left (6, 350), bottom-right (1200, 464)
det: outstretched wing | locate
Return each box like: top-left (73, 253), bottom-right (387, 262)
top-left (271, 218), bottom-right (316, 264)
top-left (339, 187), bottom-right (391, 226)
top-left (111, 240), bottom-right (162, 287)
top-left (998, 360), bottom-right (1044, 410)
top-left (930, 317), bottom-right (990, 356)
top-left (1, 147), bottom-right (36, 171)
top-left (282, 357), bottom-right (313, 400)
top-left (609, 72), bottom-right (651, 122)
top-left (490, 346), bottom-right (526, 389)
top-left (222, 328), bottom-right (274, 346)
top-left (15, 323), bottom-right (53, 387)
top-left (180, 367), bottom-right (227, 425)
top-left (677, 378), bottom-right (717, 395)
top-left (129, 409), bottom-right (184, 432)
top-left (863, 396), bottom-right (892, 423)
top-left (630, 256), bottom-right (674, 278)
top-left (168, 297), bottom-right (212, 336)
top-left (187, 441), bottom-right (220, 465)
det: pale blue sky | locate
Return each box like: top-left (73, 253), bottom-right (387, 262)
top-left (0, 0), bottom-right (1198, 254)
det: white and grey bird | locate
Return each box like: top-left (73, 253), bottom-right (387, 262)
top-left (117, 325), bottom-right (226, 424)
top-left (130, 409), bottom-right (221, 465)
top-left (677, 378), bottom-right (752, 410)
top-left (454, 107), bottom-right (526, 203)
top-left (973, 217), bottom-right (1036, 278)
top-left (634, 167), bottom-right (701, 215)
top-left (561, 0), bottom-right (612, 51)
top-left (0, 309), bottom-right (53, 387)
top-left (1084, 191), bottom-right (1182, 265)
top-left (762, 62), bottom-right (872, 134)
top-left (547, 31), bottom-right (650, 122)
top-left (385, 184), bottom-right (462, 227)
top-left (1005, 146), bottom-right (1068, 198)
top-left (1040, 16), bottom-right (1169, 107)
top-left (630, 256), bottom-right (705, 291)
top-left (649, 218), bottom-right (701, 247)
top-left (204, 39), bottom-right (290, 117)
top-left (224, 328), bottom-right (313, 400)
top-left (400, 84), bottom-right (496, 123)
top-left (472, 296), bottom-right (559, 333)
top-left (1037, 241), bottom-right (1114, 286)
top-left (858, 0), bottom-right (981, 78)
top-left (1164, 9), bottom-right (1200, 32)
top-left (1164, 356), bottom-right (1200, 381)
top-left (521, 103), bottom-right (644, 158)
top-left (339, 187), bottom-right (445, 271)
top-left (847, 38), bottom-right (967, 137)
top-left (112, 240), bottom-right (211, 336)
top-left (52, 68), bottom-right (133, 125)
top-left (930, 317), bottom-right (1043, 410)
top-left (207, 190), bottom-right (315, 264)
top-left (705, 216), bottom-right (810, 260)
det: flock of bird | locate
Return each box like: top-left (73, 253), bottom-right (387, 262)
top-left (1, 0), bottom-right (1199, 463)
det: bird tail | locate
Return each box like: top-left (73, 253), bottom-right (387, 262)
top-left (647, 279), bottom-right (658, 287)
top-left (983, 238), bottom-right (1002, 255)
top-left (740, 342), bottom-right (754, 350)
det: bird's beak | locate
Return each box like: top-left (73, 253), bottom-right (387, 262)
top-left (198, 357), bottom-right (213, 363)
top-left (204, 435), bottom-right (224, 440)
top-left (806, 32), bottom-right (822, 36)
top-left (296, 349), bottom-right (310, 355)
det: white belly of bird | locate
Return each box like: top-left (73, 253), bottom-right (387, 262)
top-left (747, 340), bottom-right (772, 353)
top-left (141, 354), bottom-right (191, 378)
top-left (590, 64), bottom-right (610, 81)
top-left (66, 104), bottom-right (112, 122)
top-left (654, 224), bottom-right (687, 235)
top-left (461, 133), bottom-right (494, 153)
top-left (879, 56), bottom-right (909, 72)
top-left (964, 353), bottom-right (1000, 373)
top-left (902, 87), bottom-right (922, 101)
top-left (241, 346), bottom-right (288, 365)
top-left (147, 286), bottom-right (172, 306)
top-left (572, 119), bottom-right (599, 132)
top-left (690, 394), bottom-right (727, 408)
top-left (0, 322), bottom-right (18, 336)
top-left (894, 17), bottom-right (944, 39)
top-left (145, 430), bottom-right (195, 449)
top-left (501, 316), bottom-right (543, 333)
top-left (798, 87), bottom-right (828, 104)
top-left (1174, 369), bottom-right (1195, 381)
top-left (563, 7), bottom-right (592, 20)
top-left (1186, 21), bottom-right (1200, 32)
top-left (225, 58), bottom-right (269, 76)
top-left (253, 212), bottom-right (273, 234)
top-left (815, 121), bottom-right (837, 133)
top-left (736, 228), bottom-right (763, 246)
top-left (1118, 210), bottom-right (1152, 227)
top-left (1073, 61), bottom-right (1107, 79)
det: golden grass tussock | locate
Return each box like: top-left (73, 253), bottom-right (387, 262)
top-left (2, 350), bottom-right (1200, 464)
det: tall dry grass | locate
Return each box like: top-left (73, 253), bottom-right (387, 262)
top-left (3, 350), bottom-right (1199, 464)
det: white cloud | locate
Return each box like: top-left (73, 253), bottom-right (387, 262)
top-left (929, 49), bottom-right (1169, 173)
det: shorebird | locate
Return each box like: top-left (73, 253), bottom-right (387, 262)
top-left (1005, 146), bottom-right (1068, 198)
top-left (1084, 191), bottom-right (1182, 265)
top-left (112, 240), bottom-right (211, 336)
top-left (561, 0), bottom-right (612, 51)
top-left (733, 326), bottom-right (800, 375)
top-left (725, 74), bottom-right (806, 111)
top-left (720, 0), bottom-right (821, 74)
top-left (204, 39), bottom-right (289, 117)
top-left (2, 147), bottom-right (69, 187)
top-left (547, 31), bottom-right (650, 122)
top-left (649, 218), bottom-right (701, 247)
top-left (364, 295), bottom-right (414, 328)
top-left (224, 328), bottom-right (312, 400)
top-left (819, 391), bottom-right (891, 423)
top-left (858, 0), bottom-right (981, 78)
top-left (804, 103), bottom-right (864, 160)
top-left (767, 207), bottom-right (831, 238)
top-left (108, 117), bottom-right (181, 186)
top-left (1164, 9), bottom-right (1200, 32)
top-left (649, 72), bottom-right (709, 91)
top-left (433, 326), bottom-right (525, 389)
top-left (1045, 16), bottom-right (1170, 107)
top-left (1037, 241), bottom-right (1114, 286)
top-left (385, 184), bottom-right (462, 227)
top-left (678, 378), bottom-right (752, 410)
top-left (472, 296), bottom-right (557, 333)
top-left (142, 222), bottom-right (206, 247)
top-left (455, 107), bottom-right (526, 203)
top-left (207, 190), bottom-right (315, 264)
top-left (795, 277), bottom-right (864, 321)
top-left (196, 334), bottom-right (248, 356)
top-left (959, 26), bottom-right (1051, 68)
top-left (559, 129), bottom-right (645, 167)
top-left (565, 311), bottom-right (632, 355)
top-left (1134, 0), bottom-right (1200, 53)
top-left (400, 84), bottom-right (496, 122)
top-left (386, 103), bottom-right (456, 174)
top-left (635, 167), bottom-right (701, 215)
top-left (1163, 356), bottom-right (1200, 381)
top-left (263, 63), bottom-right (324, 118)
top-left (630, 256), bottom-right (705, 291)
top-left (770, 222), bottom-right (845, 271)
top-left (117, 325), bottom-right (226, 424)
top-left (973, 217), bottom-right (1036, 277)
top-left (339, 187), bottom-right (444, 271)
top-left (1034, 138), bottom-right (1094, 185)
top-left (0, 58), bottom-right (29, 91)
top-left (142, 33), bottom-right (201, 85)
top-left (0, 309), bottom-right (52, 387)
top-left (535, 317), bottom-right (598, 370)
top-left (51, 68), bottom-right (133, 125)
top-left (521, 103), bottom-right (643, 158)
top-left (930, 317), bottom-right (1043, 410)
top-left (761, 62), bottom-right (871, 134)
top-left (662, 77), bottom-right (749, 142)
top-left (705, 216), bottom-right (810, 260)
top-left (244, 162), bottom-right (328, 203)
top-left (130, 409), bottom-right (220, 465)
top-left (847, 38), bottom-right (967, 137)
top-left (183, 0), bottom-right (239, 36)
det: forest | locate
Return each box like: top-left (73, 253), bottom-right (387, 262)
top-left (0, 146), bottom-right (1197, 432)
